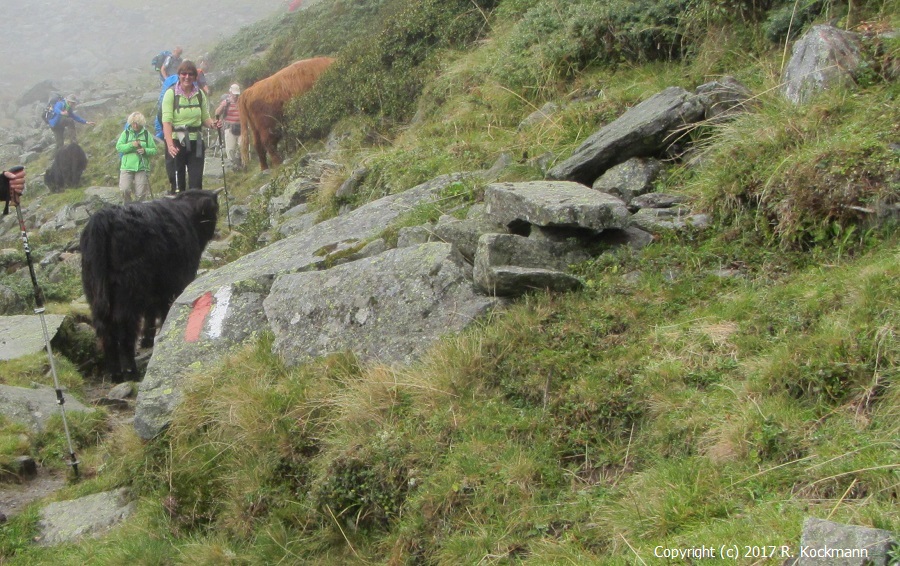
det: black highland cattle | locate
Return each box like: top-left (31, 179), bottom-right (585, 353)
top-left (44, 143), bottom-right (88, 191)
top-left (80, 190), bottom-right (220, 381)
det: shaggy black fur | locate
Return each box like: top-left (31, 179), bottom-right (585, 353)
top-left (80, 190), bottom-right (219, 382)
top-left (45, 143), bottom-right (88, 191)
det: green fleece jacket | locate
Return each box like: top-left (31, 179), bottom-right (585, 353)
top-left (116, 127), bottom-right (157, 172)
top-left (161, 86), bottom-right (209, 141)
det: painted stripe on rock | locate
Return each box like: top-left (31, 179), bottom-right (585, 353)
top-left (185, 291), bottom-right (213, 343)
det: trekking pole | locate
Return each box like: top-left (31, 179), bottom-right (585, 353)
top-left (216, 127), bottom-right (232, 230)
top-left (10, 167), bottom-right (80, 478)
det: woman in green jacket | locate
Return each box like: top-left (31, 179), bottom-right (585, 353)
top-left (116, 112), bottom-right (157, 203)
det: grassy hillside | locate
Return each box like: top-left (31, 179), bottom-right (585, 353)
top-left (1, 0), bottom-right (898, 563)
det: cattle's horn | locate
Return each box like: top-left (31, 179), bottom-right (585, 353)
top-left (213, 188), bottom-right (225, 195)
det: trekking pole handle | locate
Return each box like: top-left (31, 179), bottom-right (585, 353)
top-left (8, 166), bottom-right (45, 309)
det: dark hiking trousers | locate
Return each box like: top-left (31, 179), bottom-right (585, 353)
top-left (166, 137), bottom-right (206, 193)
top-left (52, 117), bottom-right (78, 155)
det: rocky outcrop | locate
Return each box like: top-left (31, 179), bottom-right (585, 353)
top-left (133, 174), bottom-right (478, 439)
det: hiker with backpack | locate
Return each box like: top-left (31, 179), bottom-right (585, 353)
top-left (161, 61), bottom-right (218, 192)
top-left (196, 59), bottom-right (211, 95)
top-left (154, 74), bottom-right (180, 191)
top-left (214, 84), bottom-right (243, 169)
top-left (115, 112), bottom-right (157, 203)
top-left (47, 95), bottom-right (95, 155)
top-left (156, 46), bottom-right (183, 83)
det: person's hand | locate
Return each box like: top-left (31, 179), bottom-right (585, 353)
top-left (4, 168), bottom-right (25, 206)
top-left (136, 148), bottom-right (145, 155)
top-left (167, 140), bottom-right (180, 158)
top-left (87, 121), bottom-right (96, 126)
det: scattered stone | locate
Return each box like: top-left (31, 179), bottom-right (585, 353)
top-left (592, 157), bottom-right (664, 204)
top-left (793, 517), bottom-right (897, 566)
top-left (474, 234), bottom-right (584, 296)
top-left (518, 102), bottom-right (560, 131)
top-left (630, 192), bottom-right (687, 210)
top-left (0, 314), bottom-right (67, 361)
top-left (695, 76), bottom-right (756, 121)
top-left (0, 384), bottom-right (90, 433)
top-left (783, 25), bottom-right (863, 104)
top-left (106, 382), bottom-right (135, 401)
top-left (37, 488), bottom-right (136, 546)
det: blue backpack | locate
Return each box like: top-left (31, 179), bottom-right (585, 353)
top-left (41, 94), bottom-right (64, 124)
top-left (151, 50), bottom-right (172, 72)
top-left (154, 75), bottom-right (180, 138)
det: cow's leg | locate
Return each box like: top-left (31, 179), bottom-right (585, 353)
top-left (139, 316), bottom-right (156, 349)
top-left (253, 129), bottom-right (268, 170)
top-left (140, 303), bottom-right (164, 348)
top-left (117, 327), bottom-right (139, 382)
top-left (95, 318), bottom-right (124, 382)
top-left (112, 304), bottom-right (141, 382)
top-left (265, 134), bottom-right (282, 167)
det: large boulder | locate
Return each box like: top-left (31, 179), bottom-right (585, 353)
top-left (134, 174), bottom-right (478, 439)
top-left (547, 87), bottom-right (705, 185)
top-left (264, 242), bottom-right (498, 366)
top-left (485, 181), bottom-right (630, 233)
top-left (783, 25), bottom-right (863, 104)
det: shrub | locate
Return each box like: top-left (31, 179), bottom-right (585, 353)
top-left (286, 0), bottom-right (497, 139)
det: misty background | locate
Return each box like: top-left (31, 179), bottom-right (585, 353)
top-left (0, 0), bottom-right (292, 106)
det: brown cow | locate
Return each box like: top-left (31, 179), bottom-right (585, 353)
top-left (239, 56), bottom-right (336, 170)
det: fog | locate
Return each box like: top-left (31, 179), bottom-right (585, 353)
top-left (0, 0), bottom-right (291, 104)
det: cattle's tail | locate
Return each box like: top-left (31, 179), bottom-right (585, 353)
top-left (80, 212), bottom-right (113, 325)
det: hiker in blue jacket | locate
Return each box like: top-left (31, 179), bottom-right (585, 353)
top-left (48, 95), bottom-right (95, 155)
